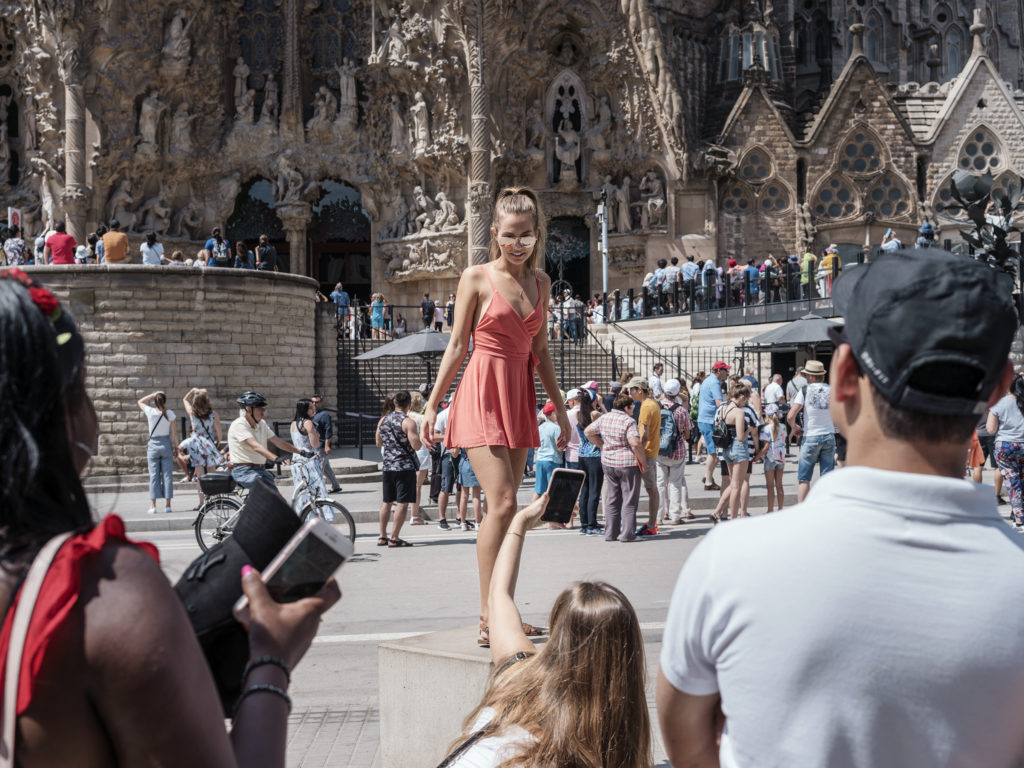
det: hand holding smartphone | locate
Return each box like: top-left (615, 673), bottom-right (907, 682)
top-left (541, 468), bottom-right (586, 525)
top-left (234, 517), bottom-right (352, 623)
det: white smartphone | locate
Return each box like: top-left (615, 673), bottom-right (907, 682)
top-left (233, 517), bottom-right (352, 621)
top-left (541, 468), bottom-right (586, 524)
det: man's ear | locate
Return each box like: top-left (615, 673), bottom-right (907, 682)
top-left (829, 344), bottom-right (861, 404)
top-left (987, 360), bottom-right (1015, 409)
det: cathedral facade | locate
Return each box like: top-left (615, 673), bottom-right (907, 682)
top-left (2, 0), bottom-right (1024, 305)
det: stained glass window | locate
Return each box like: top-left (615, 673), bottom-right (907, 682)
top-left (840, 131), bottom-right (882, 174)
top-left (958, 127), bottom-right (1002, 173)
top-left (238, 0), bottom-right (284, 71)
top-left (814, 176), bottom-right (857, 219)
top-left (308, 0), bottom-right (359, 72)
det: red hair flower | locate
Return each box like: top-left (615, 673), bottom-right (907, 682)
top-left (28, 285), bottom-right (59, 316)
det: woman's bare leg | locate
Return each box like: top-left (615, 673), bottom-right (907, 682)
top-left (765, 468), bottom-right (775, 512)
top-left (466, 445), bottom-right (528, 625)
top-left (728, 461), bottom-right (747, 518)
top-left (775, 470), bottom-right (785, 510)
top-left (411, 468), bottom-right (428, 521)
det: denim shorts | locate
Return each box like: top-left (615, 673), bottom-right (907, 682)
top-left (534, 460), bottom-right (556, 494)
top-left (763, 456), bottom-right (784, 471)
top-left (722, 439), bottom-right (750, 464)
top-left (697, 421), bottom-right (716, 451)
top-left (797, 433), bottom-right (836, 482)
top-left (458, 454), bottom-right (480, 487)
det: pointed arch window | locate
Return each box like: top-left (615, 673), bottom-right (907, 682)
top-left (958, 127), bottom-right (1003, 173)
top-left (946, 27), bottom-right (962, 76)
top-left (865, 11), bottom-right (882, 63)
top-left (813, 175), bottom-right (858, 220)
top-left (839, 129), bottom-right (883, 175)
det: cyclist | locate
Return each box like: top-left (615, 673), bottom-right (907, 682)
top-left (228, 391), bottom-right (312, 489)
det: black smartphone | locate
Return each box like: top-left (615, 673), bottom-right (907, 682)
top-left (541, 468), bottom-right (586, 524)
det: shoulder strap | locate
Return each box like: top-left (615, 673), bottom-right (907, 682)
top-left (482, 264), bottom-right (497, 291)
top-left (149, 410), bottom-right (167, 439)
top-left (2, 532), bottom-right (73, 767)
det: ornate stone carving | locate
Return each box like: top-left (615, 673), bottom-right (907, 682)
top-left (169, 103), bottom-right (196, 156)
top-left (410, 91), bottom-right (431, 156)
top-left (638, 168), bottom-right (666, 229)
top-left (388, 94), bottom-right (407, 153)
top-left (306, 86), bottom-right (338, 137)
top-left (233, 57), bottom-right (251, 104)
top-left (138, 91), bottom-right (167, 151)
top-left (161, 9), bottom-right (193, 78)
top-left (589, 94), bottom-right (612, 152)
top-left (380, 231), bottom-right (464, 282)
top-left (136, 185), bottom-right (171, 233)
top-left (262, 73), bottom-right (279, 125)
top-left (410, 184), bottom-right (436, 233)
top-left (107, 178), bottom-right (136, 230)
top-left (235, 88), bottom-right (256, 125)
top-left (275, 152), bottom-right (304, 203)
top-left (616, 175), bottom-right (633, 232)
top-left (608, 245), bottom-right (646, 275)
top-left (173, 199), bottom-right (202, 238)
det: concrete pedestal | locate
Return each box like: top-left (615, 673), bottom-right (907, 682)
top-left (378, 626), bottom-right (545, 768)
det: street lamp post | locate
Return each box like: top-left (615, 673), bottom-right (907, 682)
top-left (599, 189), bottom-right (609, 295)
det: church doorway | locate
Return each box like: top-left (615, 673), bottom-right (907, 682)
top-left (545, 216), bottom-right (591, 300)
top-left (309, 180), bottom-right (371, 298)
top-left (226, 177), bottom-right (289, 269)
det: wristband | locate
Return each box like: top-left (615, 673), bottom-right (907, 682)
top-left (232, 683), bottom-right (292, 717)
top-left (242, 655), bottom-right (291, 685)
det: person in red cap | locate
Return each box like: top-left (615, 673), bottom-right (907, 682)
top-left (696, 361), bottom-right (731, 493)
top-left (532, 402), bottom-right (564, 513)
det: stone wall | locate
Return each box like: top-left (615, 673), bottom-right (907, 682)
top-left (25, 265), bottom-right (320, 476)
top-left (315, 303), bottom-right (340, 410)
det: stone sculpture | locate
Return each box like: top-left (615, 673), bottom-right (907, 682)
top-left (389, 94), bottom-right (407, 152)
top-left (526, 98), bottom-right (546, 150)
top-left (639, 168), bottom-right (666, 229)
top-left (616, 175), bottom-right (632, 232)
top-left (235, 88), bottom-right (256, 125)
top-left (262, 73), bottom-right (279, 123)
top-left (170, 103), bottom-right (196, 155)
top-left (0, 122), bottom-right (9, 186)
top-left (137, 185), bottom-right (171, 232)
top-left (276, 153), bottom-right (303, 203)
top-left (138, 91), bottom-right (167, 147)
top-left (173, 199), bottom-right (202, 238)
top-left (107, 179), bottom-right (136, 231)
top-left (555, 117), bottom-right (581, 181)
top-left (161, 9), bottom-right (193, 77)
top-left (383, 14), bottom-right (407, 65)
top-left (411, 184), bottom-right (436, 233)
top-left (337, 58), bottom-right (357, 108)
top-left (430, 192), bottom-right (462, 232)
top-left (589, 95), bottom-right (612, 151)
top-left (233, 57), bottom-right (250, 104)
top-left (307, 86), bottom-right (338, 134)
top-left (411, 91), bottom-right (431, 155)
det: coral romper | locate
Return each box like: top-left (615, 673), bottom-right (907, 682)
top-left (445, 267), bottom-right (544, 450)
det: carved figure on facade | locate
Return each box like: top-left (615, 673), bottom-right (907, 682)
top-left (137, 185), bottom-right (171, 233)
top-left (161, 9), bottom-right (193, 78)
top-left (383, 234), bottom-right (463, 282)
top-left (598, 174), bottom-right (619, 232)
top-left (589, 94), bottom-right (612, 152)
top-left (235, 88), bottom-right (256, 125)
top-left (526, 98), bottom-right (546, 151)
top-left (138, 91), bottom-right (167, 149)
top-left (107, 178), bottom-right (136, 231)
top-left (173, 199), bottom-right (203, 238)
top-left (555, 117), bottom-right (582, 182)
top-left (169, 103), bottom-right (196, 156)
top-left (377, 12), bottom-right (407, 66)
top-left (411, 91), bottom-right (431, 156)
top-left (337, 58), bottom-right (357, 108)
top-left (389, 94), bottom-right (408, 152)
top-left (411, 184), bottom-right (436, 232)
top-left (608, 245), bottom-right (646, 274)
top-left (261, 73), bottom-right (279, 124)
top-left (616, 174), bottom-right (633, 232)
top-left (276, 152), bottom-right (304, 203)
top-left (307, 86), bottom-right (338, 135)
top-left (378, 190), bottom-right (409, 241)
top-left (428, 192), bottom-right (463, 233)
top-left (638, 168), bottom-right (666, 229)
top-left (233, 57), bottom-right (251, 104)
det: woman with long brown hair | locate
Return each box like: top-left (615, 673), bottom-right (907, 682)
top-left (421, 187), bottom-right (568, 646)
top-left (138, 390), bottom-right (178, 515)
top-left (439, 495), bottom-right (651, 767)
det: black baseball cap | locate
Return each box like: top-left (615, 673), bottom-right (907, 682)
top-left (831, 248), bottom-right (1017, 416)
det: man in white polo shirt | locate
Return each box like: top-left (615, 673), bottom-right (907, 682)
top-left (787, 359), bottom-right (835, 502)
top-left (763, 373), bottom-right (784, 405)
top-left (657, 248), bottom-right (1024, 768)
top-left (228, 391), bottom-right (310, 488)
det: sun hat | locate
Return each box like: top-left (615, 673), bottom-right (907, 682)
top-left (626, 376), bottom-right (648, 391)
top-left (663, 378), bottom-right (681, 397)
top-left (918, 222), bottom-right (934, 235)
top-left (801, 360), bottom-right (827, 376)
top-left (831, 248), bottom-right (1016, 415)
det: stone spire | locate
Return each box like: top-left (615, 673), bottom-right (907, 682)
top-left (970, 7), bottom-right (987, 58)
top-left (848, 11), bottom-right (866, 59)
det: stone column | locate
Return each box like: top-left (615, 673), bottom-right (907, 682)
top-left (465, 0), bottom-right (492, 266)
top-left (58, 41), bottom-right (89, 242)
top-left (276, 200), bottom-right (313, 276)
top-left (281, 0), bottom-right (304, 142)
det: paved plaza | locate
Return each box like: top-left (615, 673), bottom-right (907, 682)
top-left (85, 456), bottom-right (1008, 768)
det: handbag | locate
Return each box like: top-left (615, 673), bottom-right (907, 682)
top-left (2, 532), bottom-right (73, 768)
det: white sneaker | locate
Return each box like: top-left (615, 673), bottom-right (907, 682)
top-left (164, 507), bottom-right (172, 514)
top-left (146, 507), bottom-right (157, 515)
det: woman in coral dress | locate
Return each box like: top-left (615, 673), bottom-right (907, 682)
top-left (422, 187), bottom-right (568, 646)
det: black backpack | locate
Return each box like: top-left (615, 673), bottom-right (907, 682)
top-left (711, 404), bottom-right (735, 449)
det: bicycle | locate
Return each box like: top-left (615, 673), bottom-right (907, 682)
top-left (288, 454), bottom-right (356, 541)
top-left (193, 457), bottom-right (356, 551)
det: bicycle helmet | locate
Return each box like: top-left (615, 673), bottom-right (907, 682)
top-left (236, 391), bottom-right (268, 407)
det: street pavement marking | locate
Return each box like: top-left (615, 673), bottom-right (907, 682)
top-left (312, 622), bottom-right (666, 645)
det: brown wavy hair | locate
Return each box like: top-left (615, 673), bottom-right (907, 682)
top-left (192, 391), bottom-right (213, 421)
top-left (447, 581), bottom-right (651, 768)
top-left (488, 187), bottom-right (547, 273)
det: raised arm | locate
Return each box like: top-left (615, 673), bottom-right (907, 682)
top-left (182, 388), bottom-right (199, 419)
top-left (531, 271), bottom-right (569, 449)
top-left (487, 494), bottom-right (549, 663)
top-left (422, 268), bottom-right (481, 446)
top-left (137, 391), bottom-right (159, 412)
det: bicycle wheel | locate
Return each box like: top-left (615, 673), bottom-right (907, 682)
top-left (300, 500), bottom-right (356, 545)
top-left (195, 495), bottom-right (243, 552)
